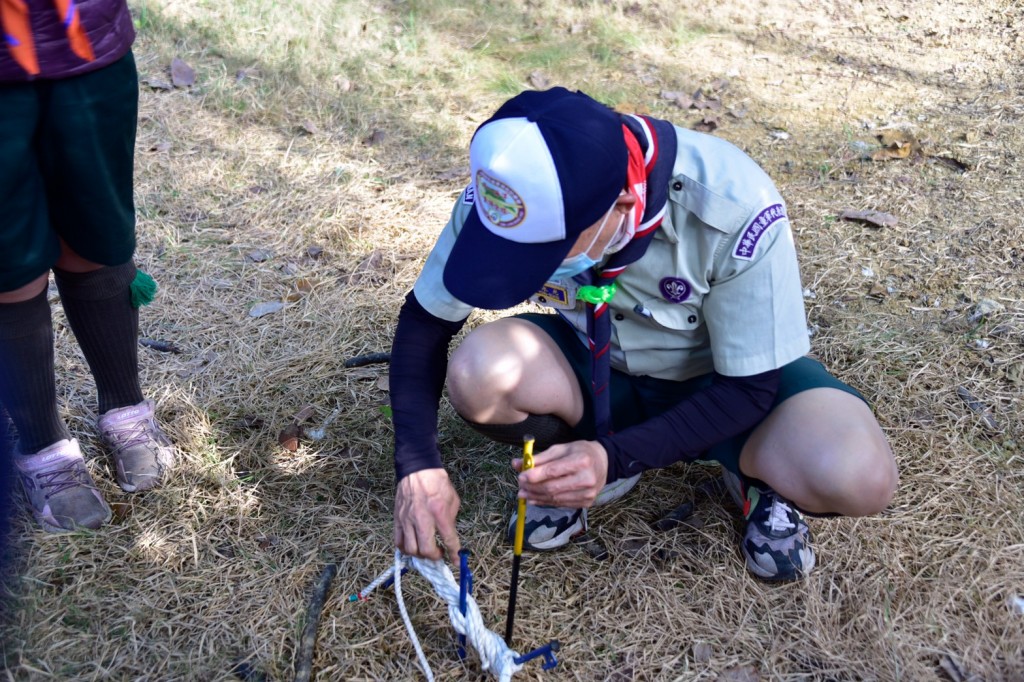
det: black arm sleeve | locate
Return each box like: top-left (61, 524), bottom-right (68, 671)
top-left (389, 291), bottom-right (467, 481)
top-left (597, 368), bottom-right (781, 482)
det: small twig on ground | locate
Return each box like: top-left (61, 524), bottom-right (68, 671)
top-left (294, 563), bottom-right (338, 682)
top-left (343, 352), bottom-right (391, 368)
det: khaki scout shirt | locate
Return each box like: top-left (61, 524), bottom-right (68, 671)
top-left (413, 126), bottom-right (811, 382)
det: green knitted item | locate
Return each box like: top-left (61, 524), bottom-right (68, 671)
top-left (129, 270), bottom-right (158, 308)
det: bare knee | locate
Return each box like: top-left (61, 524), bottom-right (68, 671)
top-left (0, 274), bottom-right (49, 302)
top-left (819, 442), bottom-right (898, 516)
top-left (447, 321), bottom-right (527, 422)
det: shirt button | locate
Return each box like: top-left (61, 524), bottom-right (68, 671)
top-left (688, 315), bottom-right (697, 323)
top-left (672, 180), bottom-right (683, 191)
top-left (614, 313), bottom-right (625, 321)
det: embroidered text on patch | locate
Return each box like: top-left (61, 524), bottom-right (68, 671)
top-left (476, 170), bottom-right (525, 228)
top-left (462, 183), bottom-right (475, 205)
top-left (734, 203), bottom-right (786, 260)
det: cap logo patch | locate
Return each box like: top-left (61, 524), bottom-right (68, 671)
top-left (660, 277), bottom-right (691, 303)
top-left (476, 170), bottom-right (525, 228)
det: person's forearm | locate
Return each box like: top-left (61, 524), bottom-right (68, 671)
top-left (598, 369), bottom-right (780, 481)
top-left (390, 291), bottom-right (466, 480)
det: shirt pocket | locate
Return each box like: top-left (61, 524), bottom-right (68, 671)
top-left (637, 296), bottom-right (705, 333)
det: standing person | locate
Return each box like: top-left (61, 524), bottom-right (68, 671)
top-left (0, 0), bottom-right (174, 533)
top-left (389, 87), bottom-right (897, 581)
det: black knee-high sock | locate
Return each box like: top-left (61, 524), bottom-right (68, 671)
top-left (53, 263), bottom-right (143, 414)
top-left (0, 289), bottom-right (70, 453)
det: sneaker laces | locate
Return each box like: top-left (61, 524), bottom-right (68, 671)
top-left (34, 463), bottom-right (92, 498)
top-left (765, 497), bottom-right (797, 534)
top-left (102, 419), bottom-right (154, 452)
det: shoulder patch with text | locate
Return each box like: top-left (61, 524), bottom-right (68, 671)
top-left (462, 183), bottom-right (475, 205)
top-left (734, 203), bottom-right (786, 261)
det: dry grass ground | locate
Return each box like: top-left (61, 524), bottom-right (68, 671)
top-left (2, 1), bottom-right (1023, 680)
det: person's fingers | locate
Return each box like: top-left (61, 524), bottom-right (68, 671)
top-left (414, 520), bottom-right (442, 560)
top-left (436, 520), bottom-right (461, 564)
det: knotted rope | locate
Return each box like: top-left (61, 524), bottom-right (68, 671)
top-left (358, 550), bottom-right (524, 682)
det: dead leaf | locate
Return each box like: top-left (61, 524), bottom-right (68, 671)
top-left (528, 70), bottom-right (550, 89)
top-left (928, 154), bottom-right (970, 172)
top-left (619, 538), bottom-right (647, 556)
top-left (694, 115), bottom-right (718, 133)
top-left (571, 533), bottom-right (609, 561)
top-left (246, 249), bottom-right (272, 262)
top-left (956, 387), bottom-right (1000, 432)
top-left (692, 642), bottom-right (713, 664)
top-left (257, 536), bottom-right (280, 550)
top-left (248, 301), bottom-right (284, 318)
top-left (717, 664), bottom-right (760, 682)
top-left (306, 245), bottom-right (324, 259)
top-left (278, 423), bottom-right (301, 451)
top-left (867, 282), bottom-right (887, 298)
top-left (170, 58), bottom-right (196, 87)
top-left (175, 349), bottom-right (218, 379)
top-left (293, 405), bottom-right (316, 423)
top-left (285, 278), bottom-right (315, 302)
top-left (363, 129), bottom-right (386, 146)
top-left (870, 130), bottom-right (919, 161)
top-left (144, 78), bottom-right (173, 91)
top-left (352, 477), bottom-right (372, 491)
top-left (299, 120), bottom-right (319, 135)
top-left (232, 415), bottom-right (265, 431)
top-left (376, 375), bottom-right (390, 391)
top-left (110, 501), bottom-right (134, 524)
top-left (839, 209), bottom-right (899, 228)
top-left (871, 144), bottom-right (913, 161)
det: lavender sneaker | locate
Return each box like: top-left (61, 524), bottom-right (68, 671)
top-left (98, 399), bottom-right (174, 492)
top-left (15, 439), bottom-right (112, 533)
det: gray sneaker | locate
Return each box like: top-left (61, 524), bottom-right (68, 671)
top-left (508, 505), bottom-right (587, 551)
top-left (508, 473), bottom-right (641, 551)
top-left (722, 468), bottom-right (815, 581)
top-left (98, 399), bottom-right (174, 492)
top-left (15, 439), bottom-right (112, 533)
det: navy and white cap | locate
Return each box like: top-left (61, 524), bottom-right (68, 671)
top-left (442, 88), bottom-right (627, 309)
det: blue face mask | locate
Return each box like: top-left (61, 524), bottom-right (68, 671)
top-left (549, 204), bottom-right (625, 281)
top-left (551, 251), bottom-right (600, 280)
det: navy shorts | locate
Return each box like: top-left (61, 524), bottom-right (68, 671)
top-left (0, 52), bottom-right (138, 292)
top-left (518, 312), bottom-right (866, 473)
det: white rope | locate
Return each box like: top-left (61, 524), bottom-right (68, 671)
top-left (360, 550), bottom-right (524, 682)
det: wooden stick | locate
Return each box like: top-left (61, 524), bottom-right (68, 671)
top-left (294, 563), bottom-right (338, 682)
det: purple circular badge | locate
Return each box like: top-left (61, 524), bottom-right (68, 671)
top-left (659, 277), bottom-right (691, 303)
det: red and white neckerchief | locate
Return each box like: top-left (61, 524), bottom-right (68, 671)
top-left (580, 113), bottom-right (676, 436)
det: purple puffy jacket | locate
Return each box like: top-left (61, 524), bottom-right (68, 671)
top-left (0, 0), bottom-right (134, 82)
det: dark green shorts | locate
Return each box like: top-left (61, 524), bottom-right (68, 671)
top-left (0, 52), bottom-right (138, 292)
top-left (518, 312), bottom-right (866, 473)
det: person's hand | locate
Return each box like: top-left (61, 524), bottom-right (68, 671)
top-left (513, 440), bottom-right (609, 508)
top-left (394, 468), bottom-right (461, 563)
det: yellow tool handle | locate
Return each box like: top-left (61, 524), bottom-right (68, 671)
top-left (512, 436), bottom-right (535, 555)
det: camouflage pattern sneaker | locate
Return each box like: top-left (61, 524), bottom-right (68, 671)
top-left (98, 399), bottom-right (174, 492)
top-left (508, 505), bottom-right (587, 551)
top-left (15, 438), bottom-right (111, 533)
top-left (507, 473), bottom-right (641, 551)
top-left (722, 468), bottom-right (815, 581)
